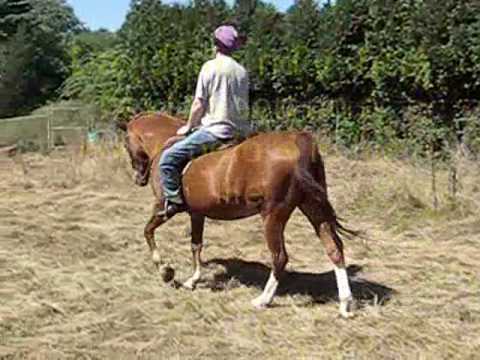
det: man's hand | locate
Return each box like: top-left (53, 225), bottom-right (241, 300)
top-left (163, 135), bottom-right (185, 150)
top-left (176, 125), bottom-right (191, 136)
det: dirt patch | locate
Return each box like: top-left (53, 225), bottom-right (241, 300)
top-left (1, 146), bottom-right (479, 359)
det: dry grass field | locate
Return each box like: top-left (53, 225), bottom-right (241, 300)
top-left (1, 142), bottom-right (479, 359)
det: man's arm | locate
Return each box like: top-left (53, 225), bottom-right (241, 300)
top-left (177, 62), bottom-right (209, 136)
top-left (188, 97), bottom-right (206, 128)
top-left (177, 98), bottom-right (206, 135)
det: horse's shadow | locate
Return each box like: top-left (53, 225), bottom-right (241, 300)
top-left (202, 258), bottom-right (395, 306)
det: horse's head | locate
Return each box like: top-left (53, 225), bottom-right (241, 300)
top-left (125, 132), bottom-right (151, 186)
top-left (118, 112), bottom-right (185, 187)
top-left (118, 119), bottom-right (151, 187)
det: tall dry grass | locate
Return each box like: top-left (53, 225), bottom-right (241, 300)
top-left (1, 141), bottom-right (479, 359)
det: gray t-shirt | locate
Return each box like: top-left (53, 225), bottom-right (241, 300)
top-left (195, 53), bottom-right (250, 138)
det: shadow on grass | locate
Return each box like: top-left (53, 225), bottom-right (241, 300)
top-left (205, 258), bottom-right (395, 306)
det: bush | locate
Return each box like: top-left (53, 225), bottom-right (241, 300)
top-left (61, 0), bottom-right (480, 158)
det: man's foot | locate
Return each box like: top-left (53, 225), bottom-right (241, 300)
top-left (158, 200), bottom-right (188, 219)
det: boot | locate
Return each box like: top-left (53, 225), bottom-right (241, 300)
top-left (158, 199), bottom-right (188, 219)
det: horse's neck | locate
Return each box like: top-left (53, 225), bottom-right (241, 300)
top-left (143, 133), bottom-right (175, 160)
top-left (137, 114), bottom-right (184, 159)
top-left (150, 143), bottom-right (166, 159)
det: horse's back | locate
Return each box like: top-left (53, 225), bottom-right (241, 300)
top-left (182, 131), bottom-right (309, 218)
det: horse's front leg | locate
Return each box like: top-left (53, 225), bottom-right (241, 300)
top-left (183, 213), bottom-right (205, 289)
top-left (144, 201), bottom-right (168, 271)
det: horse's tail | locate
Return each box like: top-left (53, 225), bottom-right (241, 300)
top-left (294, 132), bottom-right (359, 239)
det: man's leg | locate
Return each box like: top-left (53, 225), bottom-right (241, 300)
top-left (158, 129), bottom-right (224, 217)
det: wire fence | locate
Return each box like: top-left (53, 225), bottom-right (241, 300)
top-left (0, 105), bottom-right (106, 153)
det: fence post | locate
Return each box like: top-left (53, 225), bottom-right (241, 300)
top-left (46, 116), bottom-right (52, 152)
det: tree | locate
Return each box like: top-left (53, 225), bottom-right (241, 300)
top-left (62, 0), bottom-right (480, 153)
top-left (232, 0), bottom-right (257, 33)
top-left (285, 0), bottom-right (323, 47)
top-left (0, 0), bottom-right (32, 39)
top-left (0, 0), bottom-right (82, 117)
top-left (70, 29), bottom-right (118, 64)
top-left (0, 25), bottom-right (33, 116)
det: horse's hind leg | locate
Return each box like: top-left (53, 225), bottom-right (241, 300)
top-left (144, 201), bottom-right (168, 270)
top-left (183, 213), bottom-right (205, 290)
top-left (299, 201), bottom-right (354, 318)
top-left (252, 205), bottom-right (294, 309)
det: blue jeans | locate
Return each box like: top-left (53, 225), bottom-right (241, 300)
top-left (159, 128), bottom-right (226, 204)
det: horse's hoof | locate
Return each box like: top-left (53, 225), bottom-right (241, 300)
top-left (251, 296), bottom-right (269, 309)
top-left (182, 279), bottom-right (197, 290)
top-left (339, 297), bottom-right (355, 318)
top-left (340, 309), bottom-right (354, 319)
top-left (152, 250), bottom-right (161, 266)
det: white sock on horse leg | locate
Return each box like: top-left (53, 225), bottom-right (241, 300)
top-left (152, 249), bottom-right (161, 266)
top-left (252, 271), bottom-right (278, 308)
top-left (334, 265), bottom-right (354, 318)
top-left (334, 265), bottom-right (352, 300)
top-left (183, 244), bottom-right (202, 289)
top-left (183, 264), bottom-right (201, 289)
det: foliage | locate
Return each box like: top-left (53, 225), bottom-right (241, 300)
top-left (70, 29), bottom-right (118, 61)
top-left (0, 0), bottom-right (32, 39)
top-left (63, 48), bottom-right (136, 120)
top-left (1, 0), bottom-right (476, 156)
top-left (0, 0), bottom-right (82, 118)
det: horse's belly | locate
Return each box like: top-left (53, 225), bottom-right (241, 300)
top-left (184, 179), bottom-right (263, 219)
top-left (183, 158), bottom-right (264, 219)
top-left (201, 205), bottom-right (260, 220)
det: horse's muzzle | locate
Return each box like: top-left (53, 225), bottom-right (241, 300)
top-left (134, 172), bottom-right (149, 186)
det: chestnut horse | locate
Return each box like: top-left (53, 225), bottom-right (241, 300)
top-left (121, 112), bottom-right (356, 317)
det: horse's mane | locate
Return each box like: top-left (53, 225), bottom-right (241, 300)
top-left (117, 111), bottom-right (184, 132)
top-left (131, 111), bottom-right (186, 125)
top-left (130, 111), bottom-right (157, 122)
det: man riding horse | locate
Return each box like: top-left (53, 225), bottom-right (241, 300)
top-left (122, 25), bottom-right (356, 317)
top-left (159, 25), bottom-right (250, 218)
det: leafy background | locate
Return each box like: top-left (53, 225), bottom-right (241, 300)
top-left (1, 0), bottom-right (480, 155)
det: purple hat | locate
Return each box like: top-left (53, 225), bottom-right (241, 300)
top-left (214, 25), bottom-right (240, 52)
